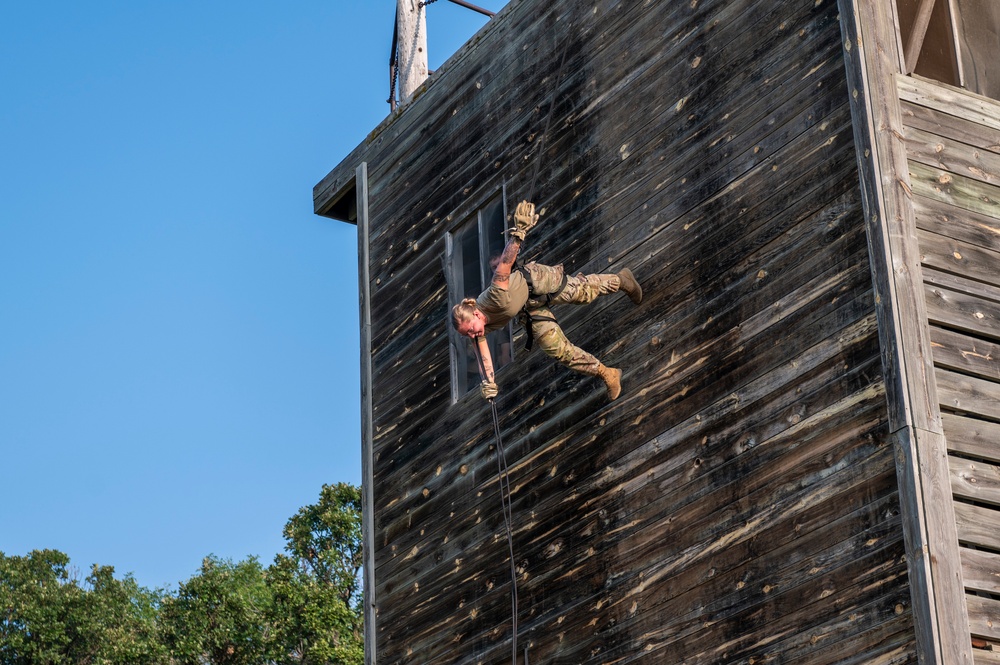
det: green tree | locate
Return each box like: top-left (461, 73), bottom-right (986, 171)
top-left (266, 482), bottom-right (363, 665)
top-left (0, 549), bottom-right (166, 665)
top-left (159, 555), bottom-right (272, 665)
top-left (1, 482), bottom-right (364, 665)
top-left (0, 549), bottom-right (75, 664)
top-left (73, 564), bottom-right (166, 664)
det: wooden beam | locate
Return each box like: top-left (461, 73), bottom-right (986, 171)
top-left (946, 0), bottom-right (966, 88)
top-left (838, 1), bottom-right (972, 663)
top-left (840, 3), bottom-right (940, 434)
top-left (356, 162), bottom-right (377, 665)
top-left (904, 0), bottom-right (937, 74)
top-left (396, 0), bottom-right (428, 104)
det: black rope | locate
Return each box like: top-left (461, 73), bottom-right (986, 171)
top-left (473, 342), bottom-right (519, 665)
top-left (491, 399), bottom-right (518, 665)
top-left (388, 14), bottom-right (399, 109)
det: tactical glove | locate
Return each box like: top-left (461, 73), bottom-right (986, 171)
top-left (508, 200), bottom-right (538, 241)
top-left (480, 381), bottom-right (499, 401)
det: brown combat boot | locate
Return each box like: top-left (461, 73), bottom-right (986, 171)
top-left (597, 363), bottom-right (622, 401)
top-left (617, 268), bottom-right (642, 305)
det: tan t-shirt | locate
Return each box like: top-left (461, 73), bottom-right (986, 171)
top-left (476, 271), bottom-right (529, 333)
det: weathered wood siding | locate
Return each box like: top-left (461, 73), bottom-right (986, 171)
top-left (316, 0), bottom-right (919, 662)
top-left (900, 74), bottom-right (1000, 659)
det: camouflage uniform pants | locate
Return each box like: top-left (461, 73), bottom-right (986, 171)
top-left (521, 262), bottom-right (621, 376)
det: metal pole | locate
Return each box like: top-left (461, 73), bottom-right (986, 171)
top-left (445, 0), bottom-right (495, 18)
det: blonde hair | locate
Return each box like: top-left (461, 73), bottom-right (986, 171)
top-left (451, 298), bottom-right (479, 330)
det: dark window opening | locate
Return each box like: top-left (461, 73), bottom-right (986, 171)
top-left (896, 0), bottom-right (1000, 101)
top-left (953, 0), bottom-right (1000, 100)
top-left (448, 194), bottom-right (514, 399)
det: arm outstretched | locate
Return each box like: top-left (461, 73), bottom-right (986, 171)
top-left (491, 200), bottom-right (538, 289)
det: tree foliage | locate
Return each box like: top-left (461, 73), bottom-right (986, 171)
top-left (268, 483), bottom-right (363, 665)
top-left (0, 483), bottom-right (364, 664)
top-left (159, 556), bottom-right (271, 665)
top-left (0, 550), bottom-right (166, 665)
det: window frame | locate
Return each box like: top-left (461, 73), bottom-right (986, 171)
top-left (445, 186), bottom-right (515, 402)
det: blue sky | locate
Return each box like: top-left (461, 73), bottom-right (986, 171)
top-left (0, 1), bottom-right (500, 591)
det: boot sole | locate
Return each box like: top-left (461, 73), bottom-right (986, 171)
top-left (620, 268), bottom-right (643, 305)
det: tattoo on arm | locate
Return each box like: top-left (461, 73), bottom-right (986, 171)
top-left (492, 238), bottom-right (521, 285)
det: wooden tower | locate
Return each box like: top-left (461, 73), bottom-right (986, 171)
top-left (314, 0), bottom-right (1000, 662)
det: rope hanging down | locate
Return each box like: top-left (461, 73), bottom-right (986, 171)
top-left (467, 11), bottom-right (576, 665)
top-left (474, 343), bottom-right (519, 665)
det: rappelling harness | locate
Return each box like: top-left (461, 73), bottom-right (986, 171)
top-left (515, 265), bottom-right (568, 351)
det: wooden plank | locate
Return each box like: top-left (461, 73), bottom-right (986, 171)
top-left (464, 450), bottom-right (903, 665)
top-left (597, 542), bottom-right (910, 665)
top-left (314, 141), bottom-right (368, 219)
top-left (378, 0), bottom-right (834, 213)
top-left (974, 648), bottom-right (1000, 665)
top-left (780, 613), bottom-right (916, 665)
top-left (967, 594), bottom-right (1000, 641)
top-left (919, 228), bottom-right (1000, 290)
top-left (910, 160), bottom-right (1000, 220)
top-left (950, 455), bottom-right (1000, 507)
top-left (924, 268), bottom-right (1000, 308)
top-left (954, 501), bottom-right (1000, 550)
top-left (566, 75), bottom-right (851, 293)
top-left (840, 2), bottom-right (970, 663)
top-left (901, 99), bottom-right (1000, 155)
top-left (840, 0), bottom-right (940, 433)
top-left (905, 124), bottom-right (1000, 188)
top-left (961, 548), bottom-right (1000, 595)
top-left (938, 368), bottom-right (1000, 422)
top-left (943, 413), bottom-right (1000, 465)
top-left (931, 327), bottom-right (1000, 385)
top-left (356, 163), bottom-right (378, 665)
top-left (925, 284), bottom-right (1000, 344)
top-left (913, 195), bottom-right (1000, 255)
top-left (380, 350), bottom-right (884, 588)
top-left (374, 332), bottom-right (891, 652)
top-left (898, 74), bottom-right (1000, 133)
top-left (894, 425), bottom-right (970, 660)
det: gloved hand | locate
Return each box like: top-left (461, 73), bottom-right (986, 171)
top-left (480, 381), bottom-right (499, 401)
top-left (508, 200), bottom-right (538, 241)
